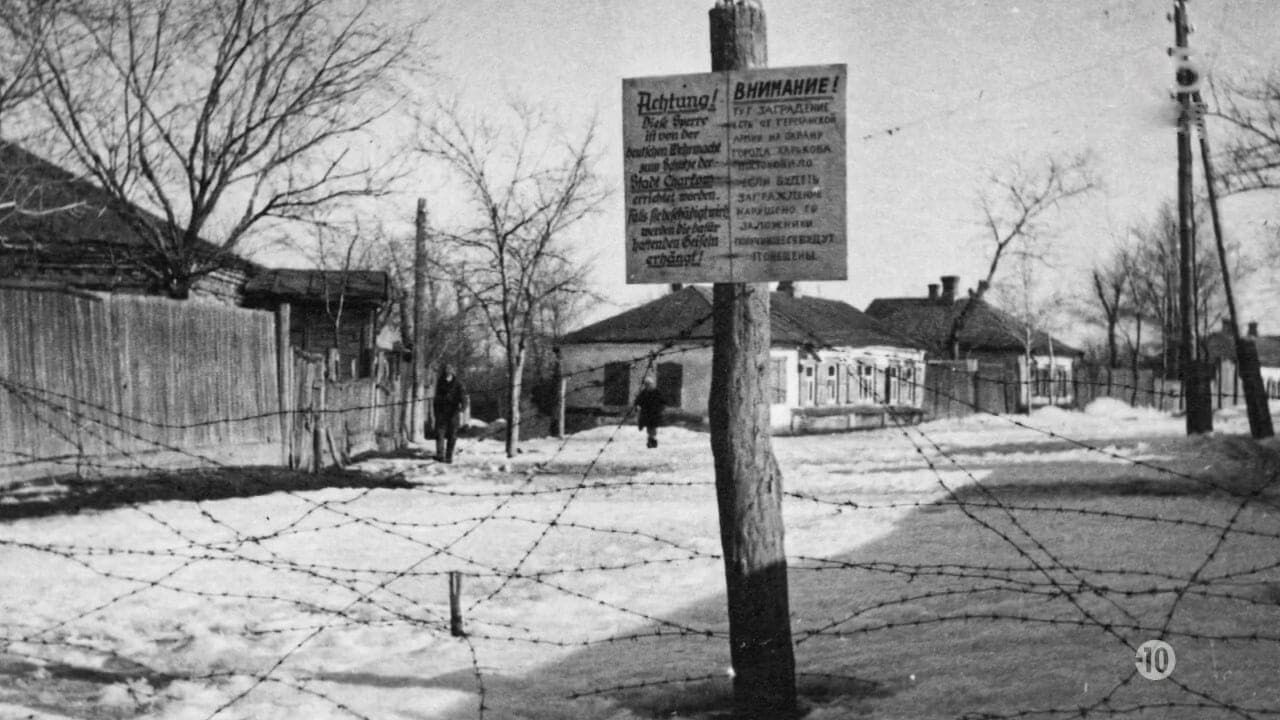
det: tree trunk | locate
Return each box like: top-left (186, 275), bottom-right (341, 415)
top-left (505, 350), bottom-right (524, 458)
top-left (1106, 317), bottom-right (1118, 369)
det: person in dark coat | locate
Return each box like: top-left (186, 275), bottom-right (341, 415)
top-left (633, 375), bottom-right (666, 449)
top-left (432, 364), bottom-right (466, 463)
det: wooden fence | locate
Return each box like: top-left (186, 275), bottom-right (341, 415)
top-left (0, 283), bottom-right (414, 486)
top-left (288, 350), bottom-right (409, 471)
top-left (0, 284), bottom-right (283, 484)
top-left (923, 359), bottom-right (1192, 421)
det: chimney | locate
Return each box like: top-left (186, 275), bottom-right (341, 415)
top-left (976, 279), bottom-right (990, 295)
top-left (1248, 321), bottom-right (1259, 337)
top-left (940, 275), bottom-right (958, 303)
top-left (669, 283), bottom-right (684, 293)
top-left (777, 280), bottom-right (798, 297)
top-left (927, 283), bottom-right (939, 301)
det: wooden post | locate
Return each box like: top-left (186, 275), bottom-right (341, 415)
top-left (312, 369), bottom-right (325, 474)
top-left (1174, 0), bottom-right (1212, 434)
top-left (276, 303), bottom-right (294, 468)
top-left (448, 571), bottom-right (464, 637)
top-left (1192, 89), bottom-right (1273, 437)
top-left (412, 198), bottom-right (429, 444)
top-left (554, 351), bottom-right (567, 438)
top-left (707, 3), bottom-right (796, 716)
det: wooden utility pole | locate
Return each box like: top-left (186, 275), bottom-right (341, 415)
top-left (412, 198), bottom-right (429, 443)
top-left (707, 2), bottom-right (796, 716)
top-left (1174, 0), bottom-right (1212, 434)
top-left (1193, 90), bottom-right (1274, 437)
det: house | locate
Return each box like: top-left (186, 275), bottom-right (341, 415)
top-left (556, 285), bottom-right (927, 434)
top-left (1, 141), bottom-right (390, 378)
top-left (1204, 321), bottom-right (1280, 403)
top-left (0, 140), bottom-right (253, 303)
top-left (865, 275), bottom-right (1084, 410)
top-left (241, 269), bottom-right (391, 380)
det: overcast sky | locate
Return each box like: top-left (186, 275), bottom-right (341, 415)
top-left (384, 0), bottom-right (1280, 333)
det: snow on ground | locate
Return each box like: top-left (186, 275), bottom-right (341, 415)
top-left (0, 400), bottom-right (1272, 719)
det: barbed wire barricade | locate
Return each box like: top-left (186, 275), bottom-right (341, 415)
top-left (2, 352), bottom-right (1280, 719)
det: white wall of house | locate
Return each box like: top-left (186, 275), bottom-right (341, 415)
top-left (559, 341), bottom-right (925, 432)
top-left (559, 342), bottom-right (716, 420)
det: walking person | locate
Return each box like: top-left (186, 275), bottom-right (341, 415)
top-left (634, 375), bottom-right (666, 449)
top-left (432, 364), bottom-right (466, 463)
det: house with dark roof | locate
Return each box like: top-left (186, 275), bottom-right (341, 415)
top-left (1, 141), bottom-right (391, 378)
top-left (557, 285), bottom-right (927, 433)
top-left (1205, 321), bottom-right (1280, 405)
top-left (0, 140), bottom-right (254, 303)
top-left (865, 275), bottom-right (1084, 411)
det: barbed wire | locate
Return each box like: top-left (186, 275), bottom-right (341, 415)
top-left (3, 355), bottom-right (1280, 719)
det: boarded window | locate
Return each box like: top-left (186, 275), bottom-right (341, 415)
top-left (656, 362), bottom-right (683, 407)
top-left (603, 362), bottom-right (631, 406)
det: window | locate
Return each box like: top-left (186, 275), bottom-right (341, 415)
top-left (822, 364), bottom-right (838, 405)
top-left (770, 358), bottom-right (787, 404)
top-left (1034, 364), bottom-right (1053, 398)
top-left (602, 362), bottom-right (630, 406)
top-left (801, 364), bottom-right (816, 405)
top-left (903, 365), bottom-right (916, 405)
top-left (656, 362), bottom-right (684, 407)
top-left (885, 365), bottom-right (900, 405)
top-left (850, 363), bottom-right (875, 403)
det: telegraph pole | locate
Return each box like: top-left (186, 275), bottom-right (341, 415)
top-left (1193, 90), bottom-right (1274, 437)
top-left (1174, 0), bottom-right (1212, 434)
top-left (707, 2), bottom-right (797, 716)
top-left (412, 198), bottom-right (429, 443)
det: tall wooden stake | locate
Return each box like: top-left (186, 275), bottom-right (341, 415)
top-left (412, 198), bottom-right (429, 443)
top-left (1193, 90), bottom-right (1274, 438)
top-left (1175, 0), bottom-right (1212, 434)
top-left (708, 3), bottom-right (796, 716)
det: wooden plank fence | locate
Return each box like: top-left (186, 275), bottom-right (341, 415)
top-left (0, 284), bottom-right (281, 484)
top-left (0, 283), bottom-right (413, 486)
top-left (287, 350), bottom-right (407, 472)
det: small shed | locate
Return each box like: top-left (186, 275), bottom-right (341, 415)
top-left (557, 285), bottom-right (927, 434)
top-left (242, 269), bottom-right (391, 380)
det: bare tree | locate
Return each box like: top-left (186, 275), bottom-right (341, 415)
top-left (417, 101), bottom-right (607, 457)
top-left (25, 0), bottom-right (421, 297)
top-left (1089, 237), bottom-right (1136, 369)
top-left (946, 152), bottom-right (1097, 359)
top-left (986, 247), bottom-right (1070, 408)
top-left (1214, 71), bottom-right (1280, 196)
top-left (0, 0), bottom-right (52, 125)
top-left (1126, 200), bottom-right (1242, 376)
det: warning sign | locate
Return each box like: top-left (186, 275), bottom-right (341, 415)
top-left (623, 64), bottom-right (846, 284)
